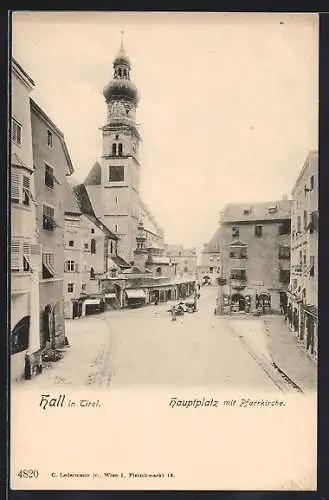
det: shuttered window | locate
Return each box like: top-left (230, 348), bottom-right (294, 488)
top-left (23, 175), bottom-right (31, 206)
top-left (23, 242), bottom-right (32, 271)
top-left (11, 240), bottom-right (34, 272)
top-left (11, 169), bottom-right (34, 206)
top-left (12, 119), bottom-right (22, 145)
top-left (11, 240), bottom-right (22, 271)
top-left (43, 204), bottom-right (56, 231)
top-left (11, 170), bottom-right (20, 203)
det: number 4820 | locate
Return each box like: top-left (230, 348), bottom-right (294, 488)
top-left (17, 469), bottom-right (39, 478)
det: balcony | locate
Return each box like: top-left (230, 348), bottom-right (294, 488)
top-left (230, 278), bottom-right (247, 290)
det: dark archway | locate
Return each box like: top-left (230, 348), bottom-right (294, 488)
top-left (11, 315), bottom-right (30, 354)
top-left (231, 293), bottom-right (245, 311)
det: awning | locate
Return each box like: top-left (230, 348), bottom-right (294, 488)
top-left (126, 289), bottom-right (146, 299)
top-left (85, 299), bottom-right (101, 305)
top-left (42, 262), bottom-right (55, 278)
top-left (105, 293), bottom-right (116, 299)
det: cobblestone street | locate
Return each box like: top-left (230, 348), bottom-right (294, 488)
top-left (23, 287), bottom-right (317, 393)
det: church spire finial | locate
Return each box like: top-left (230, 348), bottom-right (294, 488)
top-left (120, 30), bottom-right (125, 53)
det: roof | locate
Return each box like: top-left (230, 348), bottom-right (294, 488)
top-left (73, 183), bottom-right (118, 240)
top-left (220, 199), bottom-right (292, 224)
top-left (12, 58), bottom-right (35, 88)
top-left (203, 228), bottom-right (222, 253)
top-left (64, 179), bottom-right (81, 215)
top-left (146, 241), bottom-right (164, 251)
top-left (11, 152), bottom-right (33, 172)
top-left (111, 255), bottom-right (131, 269)
top-left (30, 99), bottom-right (74, 175)
top-left (148, 256), bottom-right (171, 265)
top-left (84, 161), bottom-right (102, 185)
top-left (164, 244), bottom-right (197, 257)
top-left (292, 150), bottom-right (318, 195)
top-left (73, 184), bottom-right (96, 217)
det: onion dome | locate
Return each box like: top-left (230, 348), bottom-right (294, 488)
top-left (103, 78), bottom-right (139, 104)
top-left (103, 38), bottom-right (139, 104)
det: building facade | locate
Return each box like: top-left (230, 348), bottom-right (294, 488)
top-left (64, 181), bottom-right (119, 318)
top-left (83, 40), bottom-right (163, 263)
top-left (200, 240), bottom-right (221, 281)
top-left (164, 244), bottom-right (198, 278)
top-left (11, 59), bottom-right (42, 381)
top-left (211, 200), bottom-right (292, 313)
top-left (30, 99), bottom-right (74, 349)
top-left (287, 150), bottom-right (318, 358)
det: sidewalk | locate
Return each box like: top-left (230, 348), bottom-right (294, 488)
top-left (263, 315), bottom-right (317, 392)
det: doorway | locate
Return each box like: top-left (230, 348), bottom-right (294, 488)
top-left (231, 293), bottom-right (245, 311)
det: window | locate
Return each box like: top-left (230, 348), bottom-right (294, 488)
top-left (115, 134), bottom-right (119, 140)
top-left (67, 283), bottom-right (74, 293)
top-left (12, 119), bottom-right (22, 145)
top-left (268, 206), bottom-right (277, 214)
top-left (118, 143), bottom-right (123, 156)
top-left (45, 163), bottom-right (54, 188)
top-left (232, 226), bottom-right (239, 238)
top-left (309, 211), bottom-right (318, 234)
top-left (90, 239), bottom-right (96, 254)
top-left (11, 169), bottom-right (34, 206)
top-left (230, 269), bottom-right (247, 281)
top-left (69, 240), bottom-right (74, 247)
top-left (42, 253), bottom-right (55, 279)
top-left (229, 247), bottom-right (247, 259)
top-left (47, 130), bottom-right (53, 148)
top-left (91, 228), bottom-right (95, 234)
top-left (23, 242), bottom-right (32, 271)
top-left (243, 208), bottom-right (251, 215)
top-left (279, 269), bottom-right (290, 284)
top-left (11, 240), bottom-right (22, 272)
top-left (115, 196), bottom-right (118, 205)
top-left (110, 241), bottom-right (113, 254)
top-left (303, 210), bottom-right (308, 230)
top-left (22, 176), bottom-right (31, 206)
top-left (84, 243), bottom-right (89, 250)
top-left (184, 266), bottom-right (188, 273)
top-left (297, 216), bottom-right (301, 233)
top-left (65, 260), bottom-right (75, 272)
top-left (11, 170), bottom-right (20, 203)
top-left (255, 225), bottom-right (263, 237)
top-left (90, 267), bottom-right (95, 279)
top-left (114, 224), bottom-right (118, 233)
top-left (156, 267), bottom-right (162, 277)
top-left (279, 221), bottom-right (291, 235)
top-left (43, 204), bottom-right (56, 231)
top-left (310, 175), bottom-right (314, 191)
top-left (310, 256), bottom-right (315, 277)
top-left (81, 283), bottom-right (86, 291)
top-left (278, 246), bottom-right (291, 260)
top-left (109, 165), bottom-right (124, 182)
top-left (112, 143), bottom-right (117, 156)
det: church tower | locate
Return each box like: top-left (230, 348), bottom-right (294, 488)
top-left (133, 220), bottom-right (149, 271)
top-left (100, 38), bottom-right (142, 263)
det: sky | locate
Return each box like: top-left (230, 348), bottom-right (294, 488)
top-left (12, 12), bottom-right (318, 252)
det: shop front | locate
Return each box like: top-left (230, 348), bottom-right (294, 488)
top-left (84, 297), bottom-right (105, 315)
top-left (126, 289), bottom-right (147, 308)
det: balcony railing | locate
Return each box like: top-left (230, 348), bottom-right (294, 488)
top-left (230, 278), bottom-right (247, 289)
